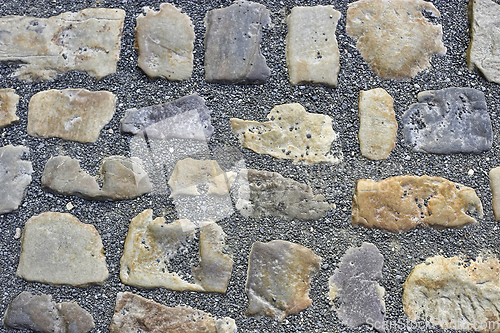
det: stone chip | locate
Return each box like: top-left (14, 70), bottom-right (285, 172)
top-left (0, 88), bottom-right (19, 129)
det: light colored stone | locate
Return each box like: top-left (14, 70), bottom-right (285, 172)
top-left (358, 88), bottom-right (396, 160)
top-left (0, 88), bottom-right (19, 128)
top-left (403, 255), bottom-right (500, 333)
top-left (286, 6), bottom-right (341, 87)
top-left (490, 166), bottom-right (500, 221)
top-left (0, 8), bottom-right (125, 81)
top-left (135, 3), bottom-right (194, 80)
top-left (16, 212), bottom-right (109, 286)
top-left (346, 0), bottom-right (446, 80)
top-left (352, 175), bottom-right (483, 232)
top-left (231, 103), bottom-right (342, 164)
top-left (100, 156), bottom-right (152, 200)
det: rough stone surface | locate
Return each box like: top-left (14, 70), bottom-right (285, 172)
top-left (135, 3), bottom-right (194, 80)
top-left (3, 291), bottom-right (94, 333)
top-left (246, 240), bottom-right (321, 320)
top-left (358, 88), bottom-right (397, 160)
top-left (204, 0), bottom-right (271, 84)
top-left (0, 88), bottom-right (19, 129)
top-left (403, 255), bottom-right (500, 333)
top-left (468, 0), bottom-right (500, 84)
top-left (27, 89), bottom-right (117, 143)
top-left (0, 8), bottom-right (124, 81)
top-left (346, 0), bottom-right (446, 80)
top-left (352, 175), bottom-right (484, 232)
top-left (329, 242), bottom-right (385, 332)
top-left (0, 145), bottom-right (33, 215)
top-left (490, 166), bottom-right (500, 221)
top-left (100, 156), bottom-right (152, 200)
top-left (402, 87), bottom-right (492, 154)
top-left (286, 6), bottom-right (341, 87)
top-left (231, 103), bottom-right (342, 164)
top-left (16, 212), bottom-right (109, 286)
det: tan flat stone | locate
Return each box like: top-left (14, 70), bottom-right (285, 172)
top-left (489, 166), bottom-right (500, 220)
top-left (0, 88), bottom-right (19, 129)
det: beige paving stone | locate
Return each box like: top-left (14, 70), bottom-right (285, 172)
top-left (0, 88), bottom-right (19, 129)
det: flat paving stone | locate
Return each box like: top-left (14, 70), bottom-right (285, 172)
top-left (489, 166), bottom-right (500, 221)
top-left (0, 88), bottom-right (19, 129)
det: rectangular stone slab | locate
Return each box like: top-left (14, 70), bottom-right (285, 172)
top-left (490, 166), bottom-right (500, 221)
top-left (0, 88), bottom-right (19, 129)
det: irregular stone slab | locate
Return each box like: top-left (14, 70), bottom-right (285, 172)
top-left (204, 0), bottom-right (271, 84)
top-left (358, 88), bottom-right (397, 160)
top-left (4, 291), bottom-right (94, 333)
top-left (231, 103), bottom-right (342, 164)
top-left (28, 89), bottom-right (117, 143)
top-left (246, 240), bottom-right (321, 320)
top-left (329, 243), bottom-right (385, 332)
top-left (0, 88), bottom-right (19, 129)
top-left (110, 292), bottom-right (236, 333)
top-left (490, 167), bottom-right (500, 221)
top-left (135, 3), bottom-right (194, 80)
top-left (120, 209), bottom-right (233, 293)
top-left (402, 88), bottom-right (492, 154)
top-left (120, 93), bottom-right (213, 140)
top-left (286, 6), bottom-right (341, 87)
top-left (16, 212), bottom-right (109, 286)
top-left (468, 0), bottom-right (500, 84)
top-left (346, 0), bottom-right (446, 80)
top-left (0, 8), bottom-right (125, 81)
top-left (100, 156), bottom-right (152, 200)
top-left (352, 175), bottom-right (484, 232)
top-left (403, 255), bottom-right (500, 332)
top-left (0, 145), bottom-right (33, 215)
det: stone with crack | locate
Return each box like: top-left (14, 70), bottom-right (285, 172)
top-left (0, 88), bottom-right (19, 129)
top-left (231, 103), bottom-right (342, 164)
top-left (346, 0), bottom-right (446, 80)
top-left (352, 175), bottom-right (483, 232)
top-left (245, 240), bottom-right (321, 320)
top-left (100, 156), bottom-right (152, 200)
top-left (489, 166), bottom-right (500, 221)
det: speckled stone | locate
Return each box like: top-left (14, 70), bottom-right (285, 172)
top-left (0, 88), bottom-right (19, 129)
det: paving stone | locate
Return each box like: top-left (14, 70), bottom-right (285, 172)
top-left (352, 175), bottom-right (484, 232)
top-left (28, 89), bottom-right (117, 143)
top-left (402, 87), bottom-right (492, 154)
top-left (231, 103), bottom-right (342, 164)
top-left (16, 212), bottom-right (109, 286)
top-left (490, 166), bottom-right (500, 221)
top-left (246, 240), bottom-right (321, 320)
top-left (100, 156), bottom-right (152, 200)
top-left (346, 0), bottom-right (446, 79)
top-left (0, 8), bottom-right (125, 81)
top-left (0, 88), bottom-right (19, 129)
top-left (286, 6), bottom-right (341, 87)
top-left (358, 88), bottom-right (397, 160)
top-left (204, 0), bottom-right (270, 84)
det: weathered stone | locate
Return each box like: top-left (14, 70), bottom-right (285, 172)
top-left (135, 3), bottom-right (194, 80)
top-left (346, 0), bottom-right (446, 80)
top-left (0, 145), bottom-right (33, 215)
top-left (329, 243), bottom-right (385, 332)
top-left (0, 88), bottom-right (19, 128)
top-left (246, 240), bottom-right (321, 320)
top-left (17, 212), bottom-right (109, 286)
top-left (403, 255), bottom-right (500, 333)
top-left (231, 103), bottom-right (342, 164)
top-left (4, 291), bottom-right (94, 333)
top-left (110, 292), bottom-right (236, 333)
top-left (402, 87), bottom-right (492, 154)
top-left (490, 167), bottom-right (500, 221)
top-left (120, 209), bottom-right (233, 293)
top-left (28, 89), bottom-right (117, 143)
top-left (468, 0), bottom-right (500, 84)
top-left (286, 6), bottom-right (341, 87)
top-left (0, 8), bottom-right (125, 81)
top-left (352, 175), bottom-right (484, 232)
top-left (204, 0), bottom-right (270, 84)
top-left (358, 88), bottom-right (397, 160)
top-left (100, 156), bottom-right (152, 200)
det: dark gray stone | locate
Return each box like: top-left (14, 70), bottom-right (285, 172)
top-left (402, 87), bottom-right (492, 154)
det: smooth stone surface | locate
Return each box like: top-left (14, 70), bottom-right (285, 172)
top-left (402, 87), bottom-right (492, 154)
top-left (246, 240), bottom-right (321, 320)
top-left (110, 292), bottom-right (237, 333)
top-left (358, 88), bottom-right (397, 160)
top-left (0, 8), bottom-right (125, 81)
top-left (4, 291), bottom-right (94, 333)
top-left (231, 103), bottom-right (342, 164)
top-left (100, 156), bottom-right (152, 200)
top-left (468, 0), bottom-right (500, 84)
top-left (403, 255), bottom-right (500, 332)
top-left (352, 175), bottom-right (484, 232)
top-left (136, 3), bottom-right (194, 80)
top-left (0, 88), bottom-right (19, 128)
top-left (286, 6), bottom-right (341, 87)
top-left (16, 212), bottom-right (109, 286)
top-left (28, 89), bottom-right (117, 143)
top-left (0, 145), bottom-right (33, 215)
top-left (490, 166), bottom-right (500, 221)
top-left (346, 0), bottom-right (446, 80)
top-left (204, 0), bottom-right (270, 84)
top-left (329, 243), bottom-right (385, 333)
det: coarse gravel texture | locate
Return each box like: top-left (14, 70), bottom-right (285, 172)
top-left (0, 0), bottom-right (499, 332)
